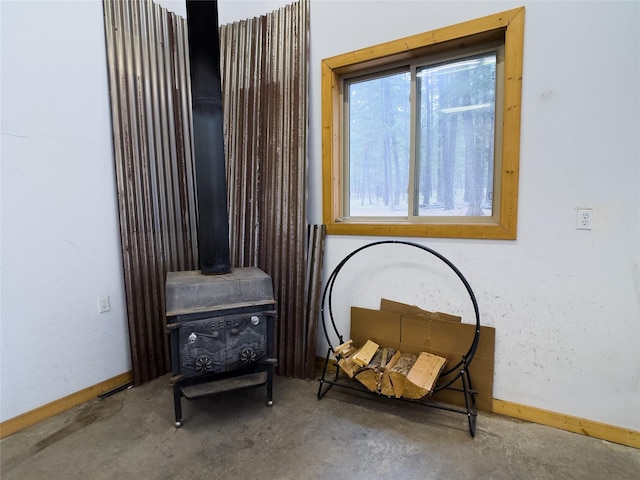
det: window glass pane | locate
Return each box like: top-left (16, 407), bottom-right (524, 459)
top-left (347, 71), bottom-right (410, 217)
top-left (415, 53), bottom-right (496, 217)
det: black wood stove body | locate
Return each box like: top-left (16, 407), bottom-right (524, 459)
top-left (166, 268), bottom-right (277, 427)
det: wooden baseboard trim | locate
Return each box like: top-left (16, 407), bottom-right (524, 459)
top-left (493, 399), bottom-right (639, 449)
top-left (0, 371), bottom-right (133, 439)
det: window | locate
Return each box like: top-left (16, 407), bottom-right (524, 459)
top-left (322, 8), bottom-right (524, 239)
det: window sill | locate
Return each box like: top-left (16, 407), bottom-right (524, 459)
top-left (325, 221), bottom-right (517, 240)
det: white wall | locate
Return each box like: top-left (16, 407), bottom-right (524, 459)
top-left (309, 1), bottom-right (640, 432)
top-left (157, 0), bottom-right (291, 22)
top-left (1, 0), bottom-right (638, 434)
top-left (0, 0), bottom-right (130, 422)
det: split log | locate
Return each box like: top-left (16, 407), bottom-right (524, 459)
top-left (335, 339), bottom-right (361, 378)
top-left (378, 347), bottom-right (396, 368)
top-left (334, 339), bottom-right (355, 359)
top-left (355, 347), bottom-right (396, 392)
top-left (402, 352), bottom-right (447, 399)
top-left (351, 340), bottom-right (379, 367)
top-left (387, 353), bottom-right (417, 398)
top-left (380, 350), bottom-right (401, 396)
top-left (379, 348), bottom-right (391, 369)
top-left (337, 347), bottom-right (363, 378)
top-left (355, 350), bottom-right (383, 392)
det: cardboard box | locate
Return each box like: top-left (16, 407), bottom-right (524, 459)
top-left (380, 298), bottom-right (461, 323)
top-left (351, 304), bottom-right (495, 412)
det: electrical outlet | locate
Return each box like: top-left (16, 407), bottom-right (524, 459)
top-left (98, 295), bottom-right (111, 313)
top-left (576, 208), bottom-right (593, 230)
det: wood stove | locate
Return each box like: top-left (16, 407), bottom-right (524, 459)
top-left (165, 0), bottom-right (277, 427)
top-left (166, 268), bottom-right (277, 427)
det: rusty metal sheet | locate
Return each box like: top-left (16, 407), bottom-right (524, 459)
top-left (104, 0), bottom-right (310, 383)
top-left (103, 0), bottom-right (198, 385)
top-left (221, 0), bottom-right (310, 378)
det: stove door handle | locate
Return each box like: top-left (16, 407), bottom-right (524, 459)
top-left (191, 331), bottom-right (220, 339)
top-left (231, 315), bottom-right (260, 335)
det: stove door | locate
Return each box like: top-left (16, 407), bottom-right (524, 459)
top-left (176, 311), bottom-right (269, 377)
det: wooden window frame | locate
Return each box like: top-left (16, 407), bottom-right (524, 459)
top-left (321, 7), bottom-right (525, 239)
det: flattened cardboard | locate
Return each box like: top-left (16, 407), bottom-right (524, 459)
top-left (380, 298), bottom-right (461, 323)
top-left (350, 306), bottom-right (495, 412)
top-left (351, 307), bottom-right (401, 351)
top-left (402, 314), bottom-right (494, 359)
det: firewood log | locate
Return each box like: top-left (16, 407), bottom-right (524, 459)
top-left (337, 347), bottom-right (363, 378)
top-left (355, 350), bottom-right (382, 392)
top-left (402, 352), bottom-right (447, 399)
top-left (387, 353), bottom-right (417, 398)
top-left (355, 347), bottom-right (397, 392)
top-left (351, 340), bottom-right (379, 367)
top-left (380, 351), bottom-right (401, 396)
top-left (334, 339), bottom-right (355, 359)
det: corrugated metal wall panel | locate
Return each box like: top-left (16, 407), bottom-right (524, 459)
top-left (221, 0), bottom-right (312, 378)
top-left (104, 0), bottom-right (198, 385)
top-left (221, 17), bottom-right (262, 268)
top-left (305, 224), bottom-right (326, 375)
top-left (104, 0), bottom-right (316, 383)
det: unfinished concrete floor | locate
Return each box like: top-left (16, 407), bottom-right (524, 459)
top-left (1, 374), bottom-right (638, 479)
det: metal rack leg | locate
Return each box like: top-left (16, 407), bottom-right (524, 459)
top-left (317, 348), bottom-right (337, 399)
top-left (461, 367), bottom-right (477, 437)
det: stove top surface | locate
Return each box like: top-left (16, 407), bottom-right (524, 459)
top-left (165, 267), bottom-right (275, 317)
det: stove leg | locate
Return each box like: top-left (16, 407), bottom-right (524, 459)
top-left (173, 386), bottom-right (183, 427)
top-left (266, 366), bottom-right (274, 406)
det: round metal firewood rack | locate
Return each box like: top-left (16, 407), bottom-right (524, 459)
top-left (316, 240), bottom-right (481, 437)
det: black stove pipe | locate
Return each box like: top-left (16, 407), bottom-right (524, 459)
top-left (186, 0), bottom-right (231, 275)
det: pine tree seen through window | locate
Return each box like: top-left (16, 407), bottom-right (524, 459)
top-left (347, 51), bottom-right (498, 220)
